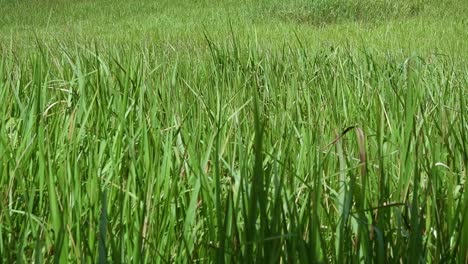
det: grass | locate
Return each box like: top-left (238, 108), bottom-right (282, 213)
top-left (1, 0), bottom-right (467, 56)
top-left (0, 0), bottom-right (467, 262)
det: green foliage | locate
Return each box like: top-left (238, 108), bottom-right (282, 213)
top-left (268, 0), bottom-right (423, 26)
top-left (0, 0), bottom-right (467, 56)
top-left (0, 0), bottom-right (467, 262)
top-left (0, 38), bottom-right (466, 262)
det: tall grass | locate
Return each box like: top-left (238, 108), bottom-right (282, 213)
top-left (0, 39), bottom-right (466, 262)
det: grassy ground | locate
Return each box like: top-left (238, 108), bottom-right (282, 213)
top-left (0, 0), bottom-right (467, 262)
top-left (1, 0), bottom-right (467, 56)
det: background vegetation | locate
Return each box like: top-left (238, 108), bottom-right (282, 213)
top-left (0, 0), bottom-right (467, 262)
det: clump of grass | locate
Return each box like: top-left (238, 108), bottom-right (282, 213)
top-left (0, 37), bottom-right (466, 263)
top-left (268, 0), bottom-right (424, 26)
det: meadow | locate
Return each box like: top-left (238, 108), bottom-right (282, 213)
top-left (0, 0), bottom-right (467, 262)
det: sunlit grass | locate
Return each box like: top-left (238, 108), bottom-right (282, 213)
top-left (0, 38), bottom-right (466, 262)
top-left (0, 0), bottom-right (467, 262)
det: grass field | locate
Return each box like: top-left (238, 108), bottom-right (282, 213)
top-left (0, 0), bottom-right (467, 262)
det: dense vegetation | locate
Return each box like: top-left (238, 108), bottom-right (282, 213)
top-left (0, 0), bottom-right (467, 262)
